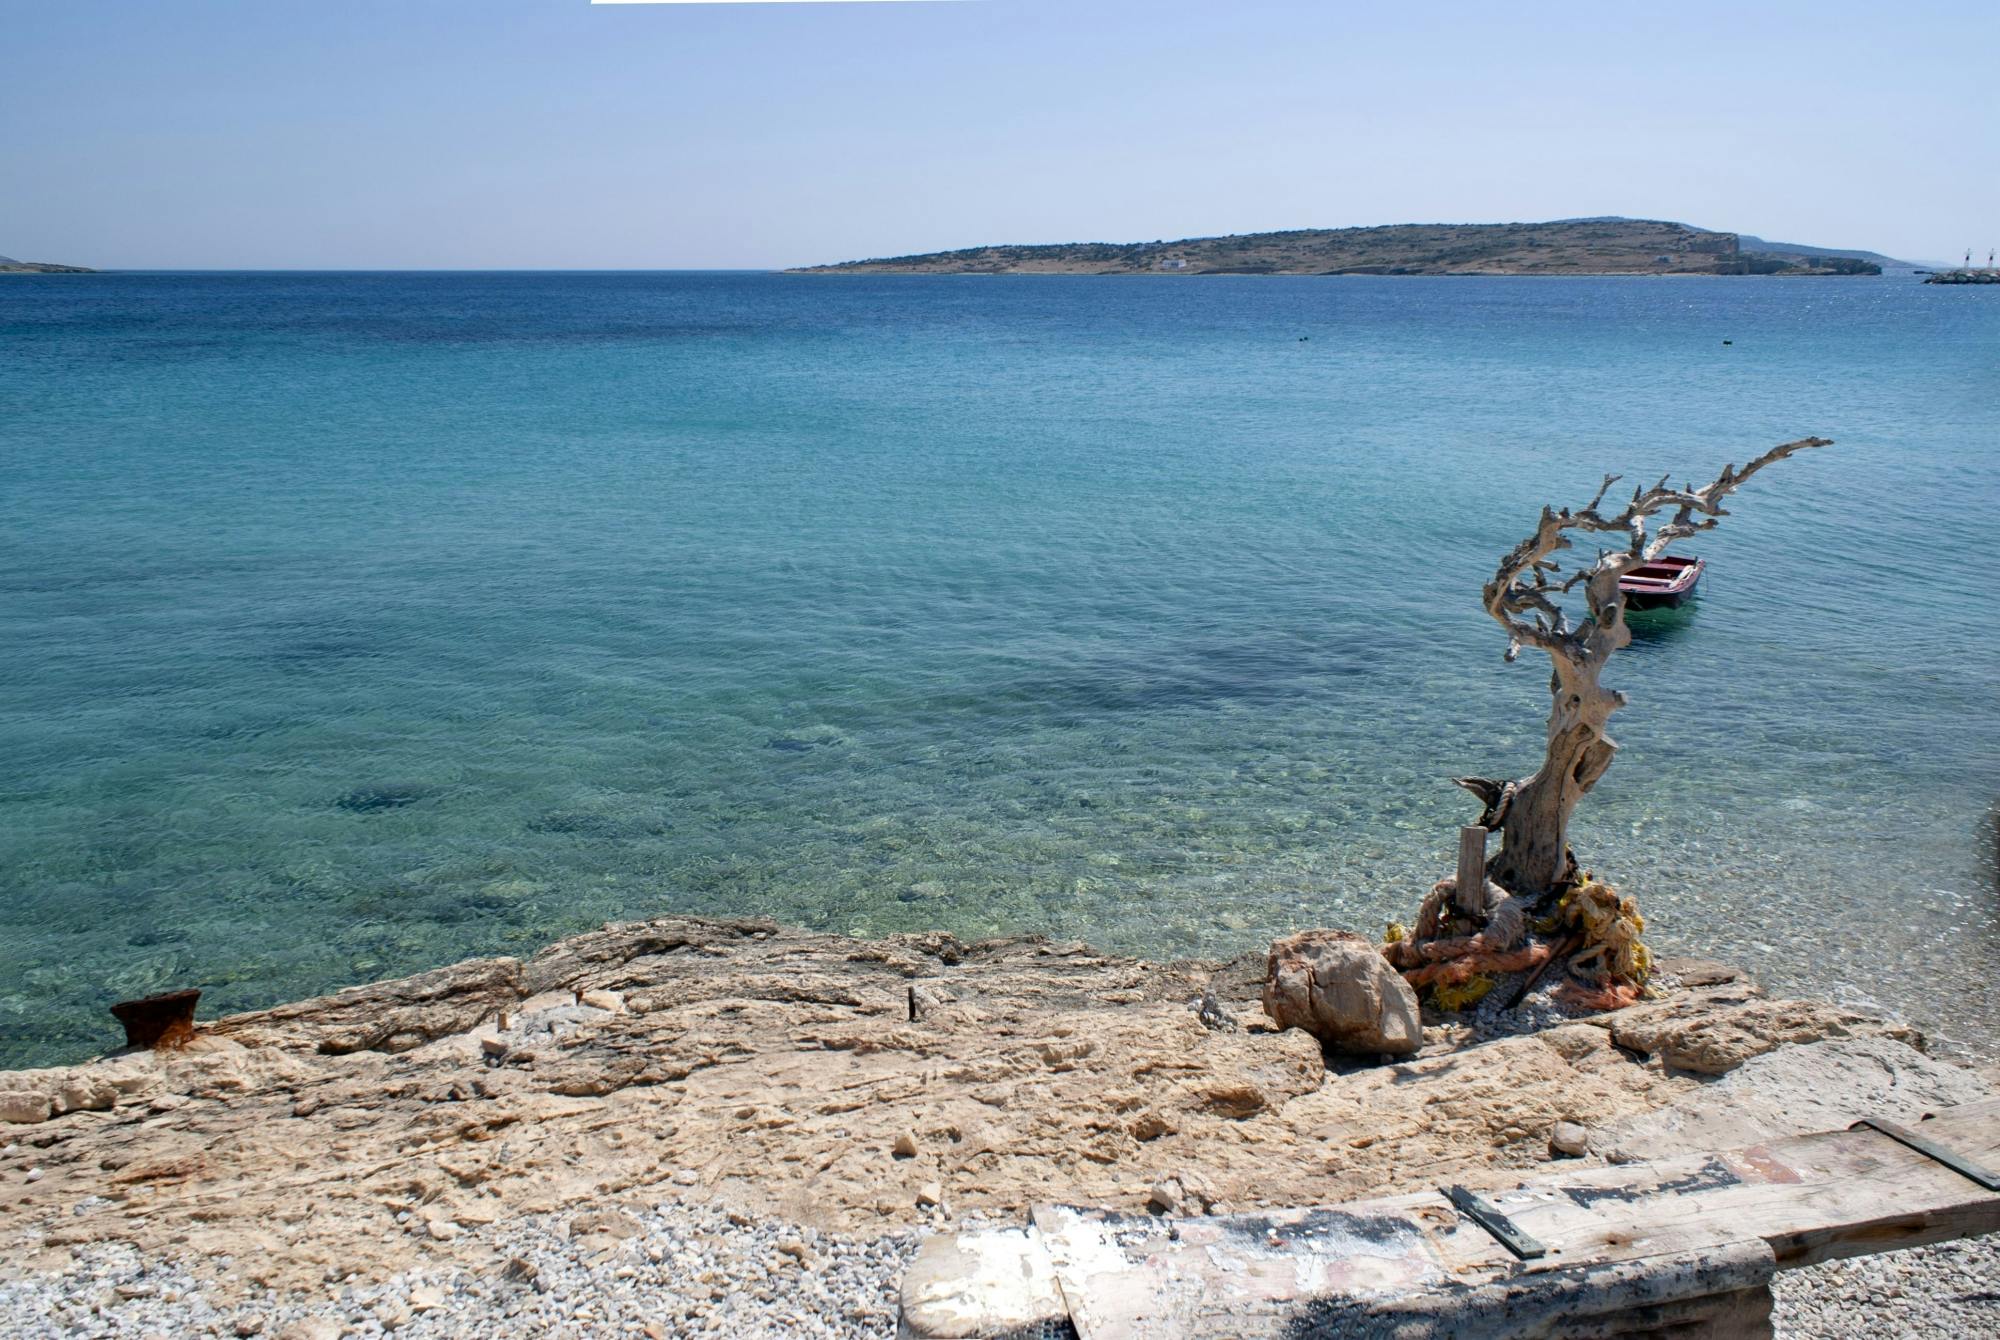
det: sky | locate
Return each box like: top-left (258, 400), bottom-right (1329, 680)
top-left (2, 0), bottom-right (1994, 269)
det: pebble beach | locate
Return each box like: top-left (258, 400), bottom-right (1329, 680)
top-left (3, 1197), bottom-right (1995, 1339)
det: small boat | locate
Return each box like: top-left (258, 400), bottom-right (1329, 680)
top-left (1618, 554), bottom-right (1704, 610)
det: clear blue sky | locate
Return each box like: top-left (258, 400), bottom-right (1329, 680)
top-left (3, 0), bottom-right (1993, 268)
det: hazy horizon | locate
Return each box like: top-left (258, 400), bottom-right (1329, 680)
top-left (4, 0), bottom-right (1994, 269)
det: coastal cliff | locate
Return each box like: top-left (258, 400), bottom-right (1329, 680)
top-left (1, 916), bottom-right (1988, 1336)
top-left (793, 219), bottom-right (1884, 276)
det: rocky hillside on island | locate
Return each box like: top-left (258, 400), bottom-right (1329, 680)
top-left (794, 218), bottom-right (1885, 276)
top-left (0, 254), bottom-right (95, 274)
top-left (2, 916), bottom-right (1993, 1337)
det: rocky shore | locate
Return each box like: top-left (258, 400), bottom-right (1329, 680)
top-left (2, 916), bottom-right (1994, 1336)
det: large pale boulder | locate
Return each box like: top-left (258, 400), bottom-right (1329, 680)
top-left (1261, 930), bottom-right (1421, 1055)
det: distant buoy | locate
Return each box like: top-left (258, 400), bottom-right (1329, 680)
top-left (1722, 340), bottom-right (1733, 345)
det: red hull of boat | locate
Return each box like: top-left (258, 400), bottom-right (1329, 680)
top-left (1618, 555), bottom-right (1703, 610)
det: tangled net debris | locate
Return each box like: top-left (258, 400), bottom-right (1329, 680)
top-left (1546, 873), bottom-right (1651, 1009)
top-left (1383, 866), bottom-right (1652, 1014)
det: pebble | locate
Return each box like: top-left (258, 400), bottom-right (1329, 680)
top-left (0, 1199), bottom-right (920, 1339)
top-left (1773, 1235), bottom-right (2000, 1339)
top-left (1549, 1121), bottom-right (1590, 1157)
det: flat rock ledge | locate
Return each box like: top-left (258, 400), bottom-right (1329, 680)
top-left (0, 917), bottom-right (1989, 1332)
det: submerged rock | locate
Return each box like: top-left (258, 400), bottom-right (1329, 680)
top-left (1261, 929), bottom-right (1422, 1055)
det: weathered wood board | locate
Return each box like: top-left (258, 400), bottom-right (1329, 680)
top-left (902, 1098), bottom-right (2000, 1339)
top-left (1473, 1096), bottom-right (2000, 1273)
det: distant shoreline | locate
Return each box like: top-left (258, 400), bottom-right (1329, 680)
top-left (786, 268), bottom-right (1883, 279)
top-left (793, 218), bottom-right (1890, 278)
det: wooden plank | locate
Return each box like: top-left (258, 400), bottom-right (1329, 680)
top-left (1483, 1096), bottom-right (2000, 1271)
top-left (1022, 1099), bottom-right (2000, 1338)
top-left (1289, 1241), bottom-right (1776, 1340)
top-left (1030, 1195), bottom-right (1516, 1340)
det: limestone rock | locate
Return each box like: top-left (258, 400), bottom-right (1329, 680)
top-left (1593, 1036), bottom-right (1990, 1160)
top-left (0, 915), bottom-right (1967, 1312)
top-left (521, 917), bottom-right (774, 995)
top-left (1261, 929), bottom-right (1421, 1055)
top-left (213, 956), bottom-right (526, 1054)
top-left (0, 1090), bottom-right (52, 1124)
top-left (569, 1209), bottom-right (641, 1241)
top-left (54, 1076), bottom-right (117, 1114)
top-left (1610, 996), bottom-right (1923, 1075)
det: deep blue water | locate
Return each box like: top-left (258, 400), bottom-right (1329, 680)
top-left (2, 271), bottom-right (1996, 1066)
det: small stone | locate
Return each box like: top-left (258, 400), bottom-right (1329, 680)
top-left (580, 989), bottom-right (625, 1013)
top-left (499, 1256), bottom-right (538, 1285)
top-left (1147, 1178), bottom-right (1184, 1215)
top-left (1550, 1121), bottom-right (1590, 1158)
top-left (24, 1166), bottom-right (44, 1183)
top-left (775, 1237), bottom-right (810, 1263)
top-left (891, 1131), bottom-right (920, 1160)
top-left (671, 1168), bottom-right (701, 1186)
top-left (408, 1284), bottom-right (445, 1313)
top-left (233, 1317), bottom-right (266, 1338)
top-left (569, 1209), bottom-right (643, 1241)
top-left (427, 1219), bottom-right (460, 1241)
top-left (915, 1181), bottom-right (944, 1208)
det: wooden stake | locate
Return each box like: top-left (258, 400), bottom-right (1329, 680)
top-left (1454, 826), bottom-right (1487, 917)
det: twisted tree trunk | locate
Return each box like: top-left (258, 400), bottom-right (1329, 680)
top-left (1489, 665), bottom-right (1620, 892)
top-left (1459, 438), bottom-right (1831, 895)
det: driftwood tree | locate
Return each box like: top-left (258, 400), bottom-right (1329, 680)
top-left (1455, 437), bottom-right (1832, 895)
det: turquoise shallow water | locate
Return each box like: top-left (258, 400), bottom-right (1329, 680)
top-left (2, 271), bottom-right (1996, 1066)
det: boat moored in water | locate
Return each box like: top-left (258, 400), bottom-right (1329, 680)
top-left (1619, 554), bottom-right (1704, 609)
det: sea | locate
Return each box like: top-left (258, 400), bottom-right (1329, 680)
top-left (2, 271), bottom-right (1995, 1067)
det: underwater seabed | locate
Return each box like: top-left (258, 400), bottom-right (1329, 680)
top-left (1, 270), bottom-right (1996, 1066)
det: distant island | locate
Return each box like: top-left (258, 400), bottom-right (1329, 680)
top-left (0, 253), bottom-right (95, 274)
top-left (793, 218), bottom-right (1886, 277)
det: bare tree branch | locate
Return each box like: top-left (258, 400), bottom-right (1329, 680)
top-left (1465, 437), bottom-right (1831, 893)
